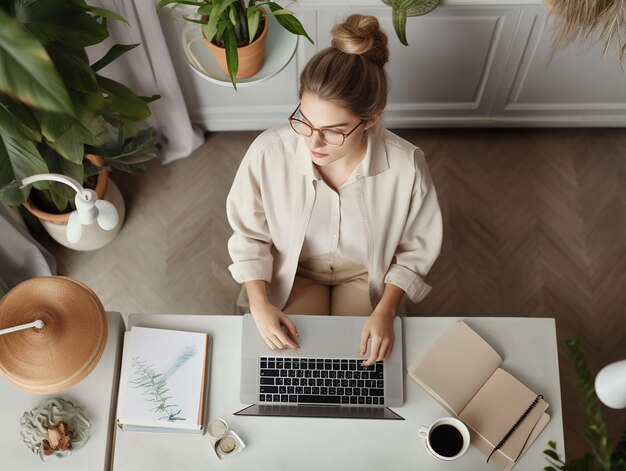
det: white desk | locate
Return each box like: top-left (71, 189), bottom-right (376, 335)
top-left (0, 312), bottom-right (124, 471)
top-left (112, 315), bottom-right (564, 471)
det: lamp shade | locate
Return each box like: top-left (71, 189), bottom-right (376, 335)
top-left (595, 359), bottom-right (626, 409)
top-left (0, 276), bottom-right (107, 393)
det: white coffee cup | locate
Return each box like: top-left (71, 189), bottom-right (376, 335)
top-left (418, 417), bottom-right (470, 461)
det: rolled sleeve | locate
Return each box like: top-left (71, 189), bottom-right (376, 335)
top-left (384, 149), bottom-right (442, 303)
top-left (226, 146), bottom-right (274, 285)
top-left (384, 265), bottom-right (432, 303)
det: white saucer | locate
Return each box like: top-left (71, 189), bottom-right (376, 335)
top-left (182, 14), bottom-right (298, 88)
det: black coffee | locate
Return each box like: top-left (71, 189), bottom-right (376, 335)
top-left (429, 424), bottom-right (464, 457)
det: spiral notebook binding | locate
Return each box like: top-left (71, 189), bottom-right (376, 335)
top-left (486, 394), bottom-right (543, 463)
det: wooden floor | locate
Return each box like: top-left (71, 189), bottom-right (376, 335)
top-left (41, 128), bottom-right (626, 460)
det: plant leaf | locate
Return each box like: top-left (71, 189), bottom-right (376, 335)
top-left (91, 44), bottom-right (139, 72)
top-left (46, 43), bottom-right (99, 95)
top-left (391, 6), bottom-right (408, 46)
top-left (0, 134), bottom-right (48, 206)
top-left (565, 339), bottom-right (613, 469)
top-left (96, 75), bottom-right (152, 121)
top-left (223, 26), bottom-right (238, 89)
top-left (267, 2), bottom-right (313, 44)
top-left (0, 137), bottom-right (28, 206)
top-left (17, 0), bottom-right (109, 49)
top-left (0, 94), bottom-right (42, 142)
top-left (544, 449), bottom-right (561, 461)
top-left (406, 0), bottom-right (440, 16)
top-left (247, 9), bottom-right (261, 44)
top-left (0, 9), bottom-right (73, 114)
top-left (157, 0), bottom-right (206, 12)
top-left (83, 5), bottom-right (130, 26)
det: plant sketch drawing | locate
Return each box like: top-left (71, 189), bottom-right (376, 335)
top-left (130, 345), bottom-right (198, 422)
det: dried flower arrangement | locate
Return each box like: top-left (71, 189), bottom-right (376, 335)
top-left (546, 0), bottom-right (626, 63)
top-left (41, 422), bottom-right (73, 456)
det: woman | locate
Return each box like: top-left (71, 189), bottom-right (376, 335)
top-left (227, 14), bottom-right (442, 366)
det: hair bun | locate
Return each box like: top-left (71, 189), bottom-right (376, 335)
top-left (330, 14), bottom-right (389, 67)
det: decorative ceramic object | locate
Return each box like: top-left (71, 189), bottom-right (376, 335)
top-left (20, 398), bottom-right (91, 462)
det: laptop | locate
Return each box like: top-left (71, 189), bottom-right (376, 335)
top-left (235, 314), bottom-right (404, 420)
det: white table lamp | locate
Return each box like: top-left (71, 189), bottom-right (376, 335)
top-left (1, 173), bottom-right (119, 243)
top-left (595, 359), bottom-right (626, 409)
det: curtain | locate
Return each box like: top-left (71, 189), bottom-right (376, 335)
top-left (92, 0), bottom-right (204, 164)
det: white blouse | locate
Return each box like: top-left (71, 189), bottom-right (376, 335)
top-left (300, 161), bottom-right (368, 266)
top-left (226, 124), bottom-right (443, 310)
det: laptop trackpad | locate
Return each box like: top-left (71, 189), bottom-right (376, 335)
top-left (294, 316), bottom-right (357, 357)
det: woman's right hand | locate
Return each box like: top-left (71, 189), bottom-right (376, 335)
top-left (250, 302), bottom-right (299, 350)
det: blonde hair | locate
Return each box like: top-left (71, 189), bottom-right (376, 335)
top-left (299, 14), bottom-right (389, 123)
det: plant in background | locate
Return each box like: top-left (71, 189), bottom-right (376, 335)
top-left (381, 0), bottom-right (440, 46)
top-left (545, 0), bottom-right (626, 64)
top-left (0, 0), bottom-right (160, 215)
top-left (543, 339), bottom-right (626, 471)
top-left (157, 0), bottom-right (313, 90)
top-left (157, 0), bottom-right (313, 89)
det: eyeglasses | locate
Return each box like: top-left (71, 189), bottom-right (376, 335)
top-left (288, 104), bottom-right (363, 147)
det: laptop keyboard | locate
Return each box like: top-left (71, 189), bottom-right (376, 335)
top-left (258, 357), bottom-right (385, 406)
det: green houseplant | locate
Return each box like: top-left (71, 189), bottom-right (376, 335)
top-left (0, 0), bottom-right (160, 222)
top-left (543, 0), bottom-right (626, 63)
top-left (157, 0), bottom-right (313, 89)
top-left (543, 339), bottom-right (626, 471)
top-left (381, 0), bottom-right (440, 46)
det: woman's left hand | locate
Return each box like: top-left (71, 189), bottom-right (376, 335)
top-left (360, 304), bottom-right (396, 367)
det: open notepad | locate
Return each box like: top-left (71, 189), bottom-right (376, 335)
top-left (116, 327), bottom-right (210, 434)
top-left (408, 321), bottom-right (550, 470)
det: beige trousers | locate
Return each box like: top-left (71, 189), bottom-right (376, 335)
top-left (283, 259), bottom-right (373, 316)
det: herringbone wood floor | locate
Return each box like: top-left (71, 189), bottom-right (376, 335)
top-left (40, 128), bottom-right (626, 462)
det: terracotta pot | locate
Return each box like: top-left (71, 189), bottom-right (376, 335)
top-left (22, 153), bottom-right (109, 224)
top-left (204, 13), bottom-right (269, 79)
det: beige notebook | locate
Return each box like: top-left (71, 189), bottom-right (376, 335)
top-left (408, 321), bottom-right (550, 469)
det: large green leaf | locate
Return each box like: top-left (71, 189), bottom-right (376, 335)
top-left (0, 9), bottom-right (73, 114)
top-left (2, 135), bottom-right (49, 180)
top-left (96, 75), bottom-right (152, 121)
top-left (0, 94), bottom-right (42, 142)
top-left (0, 136), bottom-right (29, 206)
top-left (46, 43), bottom-right (99, 94)
top-left (34, 104), bottom-right (111, 163)
top-left (40, 146), bottom-right (83, 212)
top-left (267, 2), bottom-right (313, 44)
top-left (16, 0), bottom-right (109, 48)
top-left (91, 44), bottom-right (139, 72)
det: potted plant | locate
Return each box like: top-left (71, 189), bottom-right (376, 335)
top-left (543, 339), bottom-right (626, 470)
top-left (157, 0), bottom-right (313, 89)
top-left (542, 0), bottom-right (626, 63)
top-left (381, 0), bottom-right (440, 46)
top-left (0, 1), bottom-right (160, 250)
